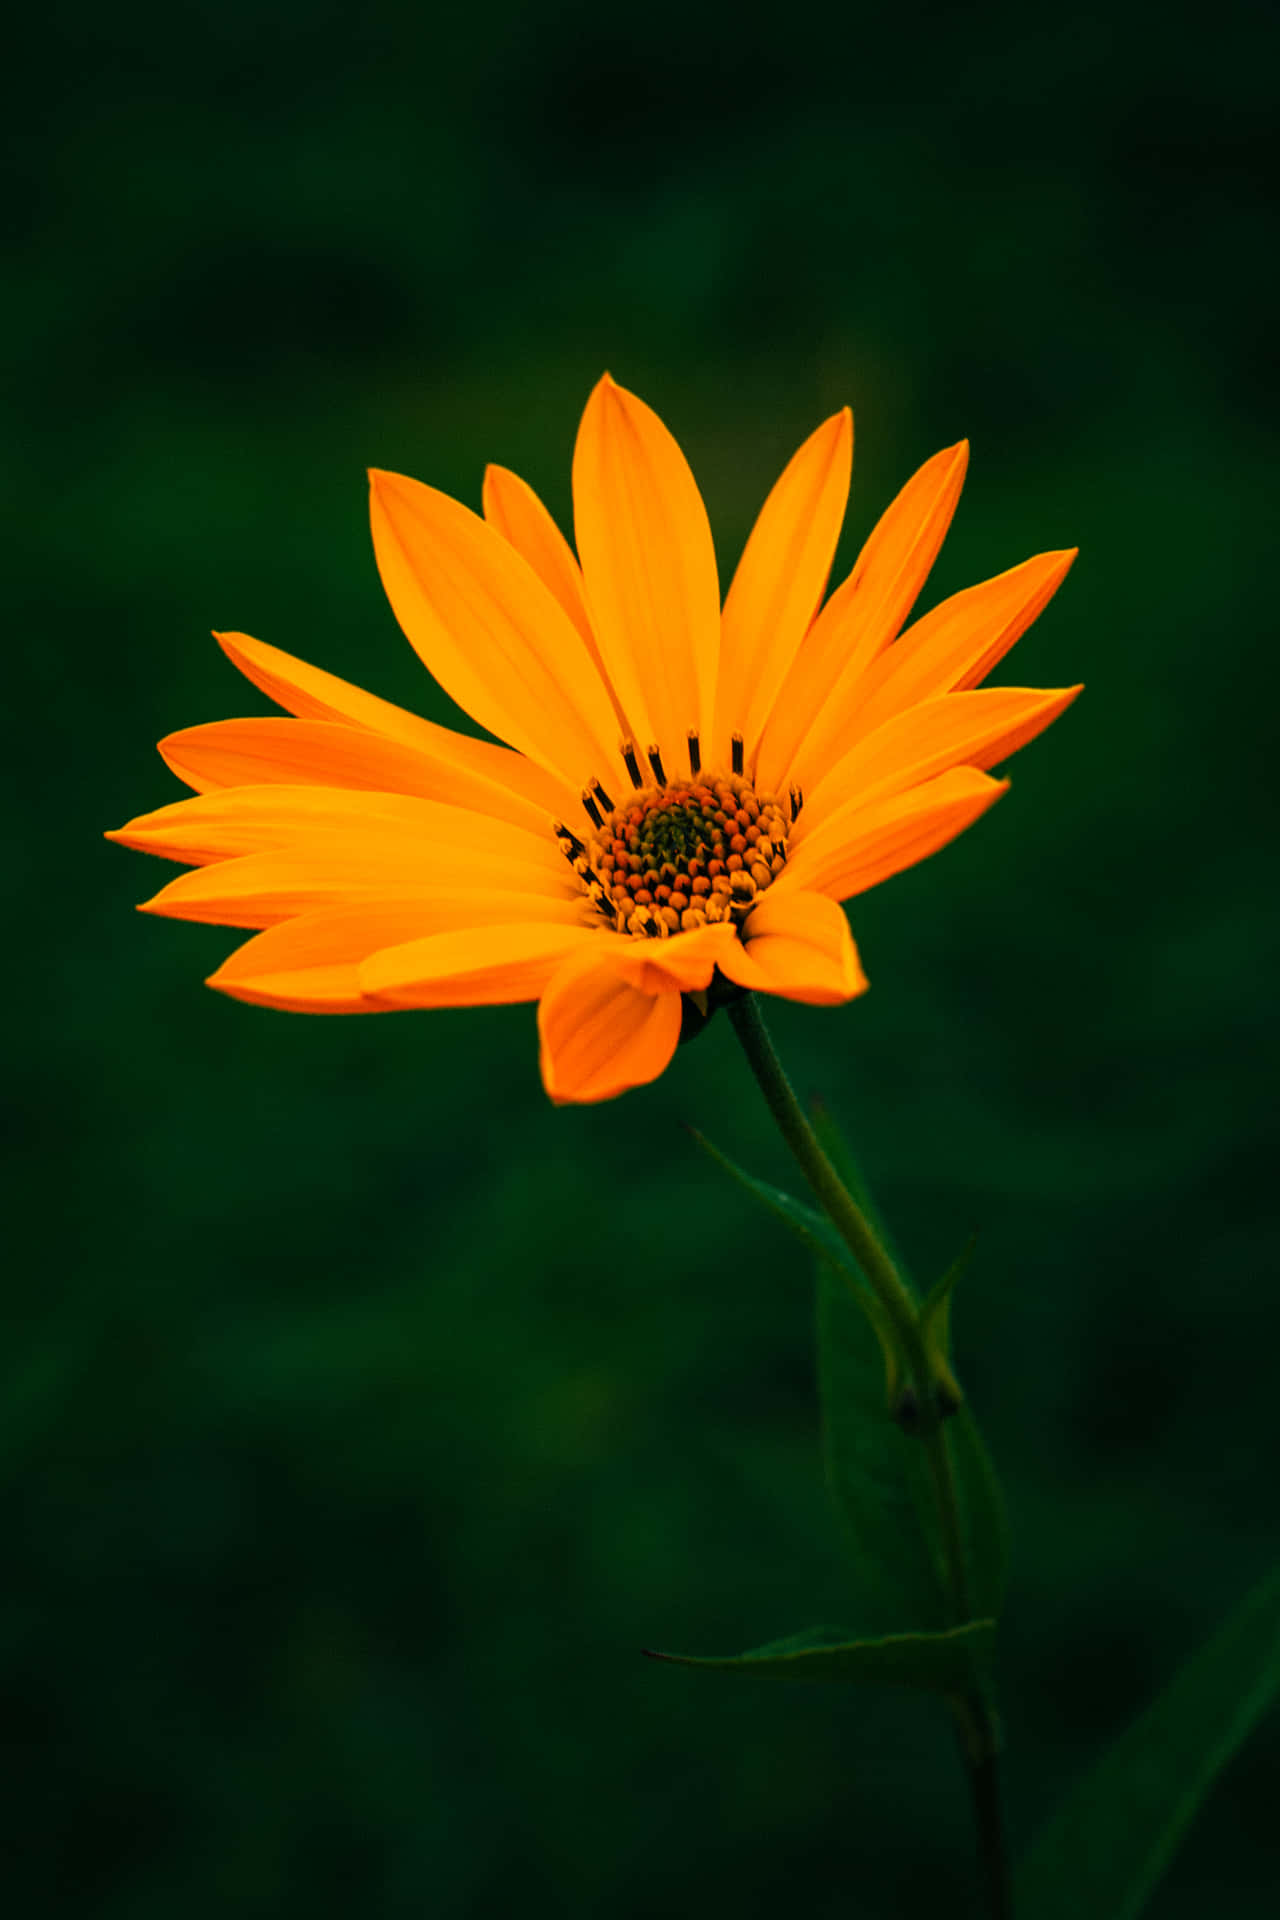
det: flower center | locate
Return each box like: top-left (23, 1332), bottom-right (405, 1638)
top-left (556, 743), bottom-right (795, 940)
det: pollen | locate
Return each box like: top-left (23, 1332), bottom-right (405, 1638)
top-left (558, 770), bottom-right (792, 939)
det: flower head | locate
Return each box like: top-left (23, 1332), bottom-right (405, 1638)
top-left (109, 376), bottom-right (1078, 1103)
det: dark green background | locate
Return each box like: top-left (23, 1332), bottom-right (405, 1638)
top-left (7, 2), bottom-right (1278, 1913)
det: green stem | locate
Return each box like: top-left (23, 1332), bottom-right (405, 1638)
top-left (726, 995), bottom-right (926, 1383)
top-left (728, 992), bottom-right (1011, 1920)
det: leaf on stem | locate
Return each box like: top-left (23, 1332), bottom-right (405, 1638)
top-left (689, 1127), bottom-right (903, 1397)
top-left (920, 1232), bottom-right (979, 1398)
top-left (690, 1116), bottom-right (1009, 1633)
top-left (644, 1619), bottom-right (996, 1692)
top-left (1015, 1564), bottom-right (1280, 1920)
top-left (817, 1259), bottom-right (948, 1630)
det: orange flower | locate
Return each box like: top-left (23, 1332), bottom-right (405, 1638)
top-left (109, 376), bottom-right (1078, 1104)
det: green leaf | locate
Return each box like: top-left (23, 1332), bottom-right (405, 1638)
top-left (644, 1619), bottom-right (996, 1691)
top-left (693, 1117), bottom-right (1010, 1633)
top-left (817, 1259), bottom-right (948, 1629)
top-left (1016, 1564), bottom-right (1280, 1920)
top-left (920, 1233), bottom-right (978, 1346)
top-left (690, 1129), bottom-right (904, 1398)
top-left (948, 1408), bottom-right (1009, 1622)
top-left (818, 1248), bottom-right (1009, 1633)
top-left (920, 1233), bottom-right (979, 1411)
top-left (689, 1126), bottom-right (857, 1275)
top-left (807, 1102), bottom-right (1009, 1628)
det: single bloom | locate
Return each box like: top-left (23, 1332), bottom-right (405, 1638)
top-left (109, 376), bottom-right (1079, 1103)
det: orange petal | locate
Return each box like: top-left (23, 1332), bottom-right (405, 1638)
top-left (218, 630), bottom-right (579, 825)
top-left (483, 463), bottom-right (635, 747)
top-left (573, 375), bottom-right (719, 779)
top-left (537, 944), bottom-right (683, 1105)
top-left (714, 408), bottom-right (852, 759)
top-left (844, 550), bottom-right (1077, 750)
top-left (158, 716), bottom-right (578, 835)
top-left (755, 441), bottom-right (968, 794)
top-left (140, 854), bottom-right (586, 929)
top-left (359, 922), bottom-right (601, 1009)
top-left (802, 685), bottom-right (1082, 828)
top-left (608, 922), bottom-right (738, 995)
top-left (206, 901), bottom-right (500, 1013)
top-left (780, 767), bottom-right (1008, 902)
top-left (481, 465), bottom-right (593, 646)
top-left (108, 785), bottom-right (571, 876)
top-left (369, 468), bottom-right (625, 793)
top-left (716, 890), bottom-right (868, 1006)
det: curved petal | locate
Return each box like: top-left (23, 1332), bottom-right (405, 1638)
top-left (481, 466), bottom-right (593, 645)
top-left (483, 462), bottom-right (636, 747)
top-left (608, 922), bottom-right (738, 995)
top-left (139, 857), bottom-right (587, 929)
top-left (537, 944), bottom-right (683, 1105)
top-left (359, 922), bottom-right (601, 1009)
top-left (108, 785), bottom-right (571, 879)
top-left (573, 375), bottom-right (719, 779)
top-left (207, 900), bottom-right (524, 1013)
top-left (801, 685), bottom-right (1082, 829)
top-left (844, 549), bottom-right (1078, 750)
top-left (369, 468), bottom-right (626, 793)
top-left (159, 716), bottom-right (578, 835)
top-left (216, 631), bottom-right (579, 825)
top-left (755, 441), bottom-right (969, 794)
top-left (714, 408), bottom-right (852, 759)
top-left (780, 768), bottom-right (1008, 903)
top-left (716, 890), bottom-right (868, 1006)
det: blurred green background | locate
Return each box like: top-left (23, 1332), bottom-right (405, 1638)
top-left (7, 1), bottom-right (1278, 1913)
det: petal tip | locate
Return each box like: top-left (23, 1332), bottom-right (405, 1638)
top-left (367, 467), bottom-right (409, 505)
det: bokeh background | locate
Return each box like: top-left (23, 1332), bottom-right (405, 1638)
top-left (7, 1), bottom-right (1278, 1913)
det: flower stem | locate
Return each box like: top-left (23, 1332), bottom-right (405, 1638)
top-left (727, 992), bottom-right (1011, 1920)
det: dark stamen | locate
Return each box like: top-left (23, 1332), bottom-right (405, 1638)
top-left (687, 729), bottom-right (701, 775)
top-left (554, 821), bottom-right (586, 860)
top-left (581, 788), bottom-right (603, 829)
top-left (789, 785), bottom-right (803, 822)
top-left (646, 743), bottom-right (667, 785)
top-left (590, 777), bottom-right (615, 815)
top-left (731, 732), bottom-right (744, 775)
top-left (621, 740), bottom-right (643, 789)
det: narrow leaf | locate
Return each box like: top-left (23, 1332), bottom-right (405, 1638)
top-left (809, 1097), bottom-right (915, 1289)
top-left (817, 1261), bottom-right (948, 1630)
top-left (691, 1128), bottom-right (903, 1395)
top-left (1016, 1564), bottom-right (1280, 1920)
top-left (817, 1218), bottom-right (1009, 1630)
top-left (948, 1409), bottom-right (1009, 1622)
top-left (921, 1233), bottom-right (978, 1337)
top-left (689, 1126), bottom-right (857, 1277)
top-left (920, 1234), bottom-right (979, 1398)
top-left (645, 1619), bottom-right (996, 1692)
